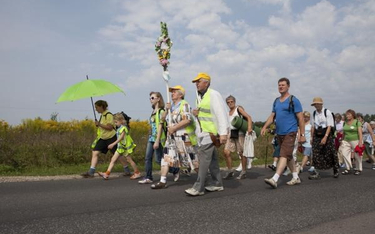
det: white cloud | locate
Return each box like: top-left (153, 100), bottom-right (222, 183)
top-left (101, 0), bottom-right (374, 117)
top-left (2, 0), bottom-right (375, 125)
top-left (244, 0), bottom-right (292, 15)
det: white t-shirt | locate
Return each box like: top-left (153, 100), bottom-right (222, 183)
top-left (336, 120), bottom-right (344, 133)
top-left (302, 123), bottom-right (312, 147)
top-left (311, 108), bottom-right (334, 129)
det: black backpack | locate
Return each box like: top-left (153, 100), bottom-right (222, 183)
top-left (273, 95), bottom-right (297, 122)
top-left (313, 109), bottom-right (336, 135)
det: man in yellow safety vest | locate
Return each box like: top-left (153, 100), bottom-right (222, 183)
top-left (185, 73), bottom-right (230, 196)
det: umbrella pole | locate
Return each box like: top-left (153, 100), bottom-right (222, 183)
top-left (86, 75), bottom-right (97, 121)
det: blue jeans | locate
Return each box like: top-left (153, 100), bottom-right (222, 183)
top-left (145, 141), bottom-right (163, 180)
top-left (145, 141), bottom-right (180, 180)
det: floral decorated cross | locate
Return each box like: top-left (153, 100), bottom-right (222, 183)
top-left (155, 22), bottom-right (173, 72)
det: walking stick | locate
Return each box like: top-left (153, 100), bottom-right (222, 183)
top-left (86, 75), bottom-right (97, 121)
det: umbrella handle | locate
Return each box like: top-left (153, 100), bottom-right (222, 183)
top-left (86, 75), bottom-right (97, 121)
top-left (90, 96), bottom-right (97, 121)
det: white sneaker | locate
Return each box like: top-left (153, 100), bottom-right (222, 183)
top-left (247, 158), bottom-right (252, 169)
top-left (205, 185), bottom-right (224, 192)
top-left (138, 178), bottom-right (153, 184)
top-left (185, 188), bottom-right (204, 196)
top-left (173, 173), bottom-right (180, 182)
top-left (235, 163), bottom-right (242, 172)
top-left (264, 178), bottom-right (277, 189)
top-left (283, 168), bottom-right (291, 176)
top-left (286, 177), bottom-right (301, 185)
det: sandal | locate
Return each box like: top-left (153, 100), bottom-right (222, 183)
top-left (354, 171), bottom-right (361, 175)
top-left (341, 170), bottom-right (350, 175)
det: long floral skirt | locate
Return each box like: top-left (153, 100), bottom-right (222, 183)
top-left (162, 136), bottom-right (199, 170)
top-left (312, 134), bottom-right (339, 170)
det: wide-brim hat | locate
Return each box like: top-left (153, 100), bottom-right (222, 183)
top-left (169, 85), bottom-right (185, 95)
top-left (192, 72), bottom-right (211, 83)
top-left (311, 97), bottom-right (323, 106)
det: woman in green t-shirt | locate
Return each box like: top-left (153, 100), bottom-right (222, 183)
top-left (340, 109), bottom-right (363, 175)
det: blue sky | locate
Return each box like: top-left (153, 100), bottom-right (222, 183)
top-left (1, 0), bottom-right (374, 125)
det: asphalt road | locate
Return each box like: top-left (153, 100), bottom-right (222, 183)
top-left (1, 164), bottom-right (375, 234)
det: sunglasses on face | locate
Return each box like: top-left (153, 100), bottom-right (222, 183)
top-left (150, 96), bottom-right (157, 100)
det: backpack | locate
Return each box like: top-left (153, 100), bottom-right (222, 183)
top-left (313, 109), bottom-right (336, 135)
top-left (119, 111), bottom-right (131, 129)
top-left (99, 111), bottom-right (116, 130)
top-left (272, 95), bottom-right (296, 120)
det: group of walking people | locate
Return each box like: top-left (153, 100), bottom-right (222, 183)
top-left (81, 74), bottom-right (375, 195)
top-left (263, 78), bottom-right (375, 188)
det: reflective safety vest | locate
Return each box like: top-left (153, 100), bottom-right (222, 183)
top-left (198, 88), bottom-right (217, 135)
top-left (118, 125), bottom-right (136, 154)
top-left (179, 100), bottom-right (198, 146)
top-left (91, 111), bottom-right (115, 149)
top-left (155, 108), bottom-right (166, 147)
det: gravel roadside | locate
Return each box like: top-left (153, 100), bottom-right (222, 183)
top-left (0, 164), bottom-right (265, 183)
top-left (0, 172), bottom-right (128, 183)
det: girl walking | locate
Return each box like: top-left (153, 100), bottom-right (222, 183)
top-left (138, 92), bottom-right (168, 184)
top-left (299, 111), bottom-right (312, 172)
top-left (98, 113), bottom-right (141, 180)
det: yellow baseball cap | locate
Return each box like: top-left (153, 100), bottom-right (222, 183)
top-left (169, 85), bottom-right (185, 95)
top-left (192, 72), bottom-right (211, 83)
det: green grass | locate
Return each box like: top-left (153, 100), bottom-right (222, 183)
top-left (0, 117), bottom-right (298, 176)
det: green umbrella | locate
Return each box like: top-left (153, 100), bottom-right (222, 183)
top-left (56, 76), bottom-right (125, 120)
top-left (56, 79), bottom-right (125, 103)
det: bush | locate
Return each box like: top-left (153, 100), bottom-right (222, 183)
top-left (0, 118), bottom-right (277, 175)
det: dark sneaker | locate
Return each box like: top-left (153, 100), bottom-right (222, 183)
top-left (341, 170), bottom-right (350, 175)
top-left (223, 171), bottom-right (234, 179)
top-left (123, 171), bottom-right (131, 176)
top-left (308, 173), bottom-right (321, 180)
top-left (151, 182), bottom-right (168, 189)
top-left (81, 172), bottom-right (94, 178)
top-left (182, 169), bottom-right (191, 176)
top-left (333, 170), bottom-right (339, 178)
top-left (268, 165), bottom-right (276, 171)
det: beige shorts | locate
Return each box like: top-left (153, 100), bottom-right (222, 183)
top-left (224, 134), bottom-right (245, 153)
